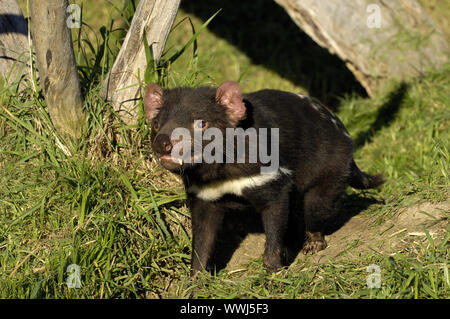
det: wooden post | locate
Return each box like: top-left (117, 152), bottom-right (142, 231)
top-left (102, 0), bottom-right (181, 124)
top-left (0, 0), bottom-right (30, 90)
top-left (30, 0), bottom-right (84, 139)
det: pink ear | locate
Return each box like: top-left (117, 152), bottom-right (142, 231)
top-left (216, 81), bottom-right (246, 125)
top-left (144, 83), bottom-right (163, 122)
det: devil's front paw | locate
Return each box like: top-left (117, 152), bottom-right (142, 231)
top-left (263, 248), bottom-right (284, 272)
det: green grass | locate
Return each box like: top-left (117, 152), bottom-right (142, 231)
top-left (0, 1), bottom-right (449, 298)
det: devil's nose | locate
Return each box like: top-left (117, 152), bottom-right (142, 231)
top-left (154, 134), bottom-right (172, 155)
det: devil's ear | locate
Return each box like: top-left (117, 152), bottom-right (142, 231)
top-left (216, 81), bottom-right (246, 125)
top-left (144, 83), bottom-right (163, 122)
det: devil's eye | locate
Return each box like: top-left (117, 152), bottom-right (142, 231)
top-left (153, 120), bottom-right (160, 131)
top-left (194, 120), bottom-right (208, 130)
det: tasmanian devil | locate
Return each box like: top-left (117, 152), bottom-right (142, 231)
top-left (144, 81), bottom-right (384, 275)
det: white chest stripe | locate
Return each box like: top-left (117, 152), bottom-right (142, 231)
top-left (189, 168), bottom-right (292, 201)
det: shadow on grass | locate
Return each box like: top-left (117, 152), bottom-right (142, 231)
top-left (180, 0), bottom-right (367, 110)
top-left (209, 192), bottom-right (381, 272)
top-left (354, 82), bottom-right (409, 149)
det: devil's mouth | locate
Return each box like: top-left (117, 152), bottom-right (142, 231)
top-left (158, 154), bottom-right (202, 171)
top-left (158, 155), bottom-right (182, 170)
top-left (160, 155), bottom-right (181, 163)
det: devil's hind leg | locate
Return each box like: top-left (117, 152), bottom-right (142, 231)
top-left (302, 176), bottom-right (346, 254)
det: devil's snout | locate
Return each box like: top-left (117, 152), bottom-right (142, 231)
top-left (153, 134), bottom-right (173, 155)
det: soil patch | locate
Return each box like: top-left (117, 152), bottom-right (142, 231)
top-left (223, 200), bottom-right (449, 271)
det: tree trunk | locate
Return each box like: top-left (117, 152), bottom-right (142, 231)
top-left (102, 0), bottom-right (181, 124)
top-left (0, 0), bottom-right (30, 91)
top-left (274, 0), bottom-right (449, 96)
top-left (30, 0), bottom-right (84, 139)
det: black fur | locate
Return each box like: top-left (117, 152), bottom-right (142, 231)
top-left (145, 83), bottom-right (384, 275)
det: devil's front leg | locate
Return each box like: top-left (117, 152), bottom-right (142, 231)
top-left (189, 197), bottom-right (224, 276)
top-left (246, 182), bottom-right (291, 272)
